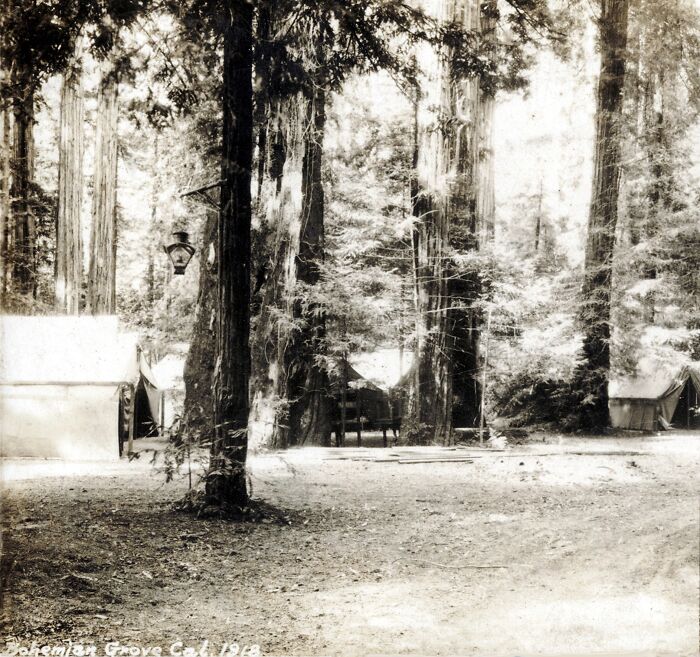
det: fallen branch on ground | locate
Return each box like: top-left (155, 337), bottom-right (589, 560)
top-left (393, 557), bottom-right (508, 569)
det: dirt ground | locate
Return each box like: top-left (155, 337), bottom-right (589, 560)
top-left (1, 432), bottom-right (698, 656)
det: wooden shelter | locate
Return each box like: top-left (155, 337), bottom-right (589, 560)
top-left (330, 363), bottom-right (399, 446)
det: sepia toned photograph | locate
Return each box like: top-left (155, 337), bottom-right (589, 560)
top-left (0, 0), bottom-right (698, 655)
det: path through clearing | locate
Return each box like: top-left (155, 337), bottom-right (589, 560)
top-left (1, 433), bottom-right (698, 655)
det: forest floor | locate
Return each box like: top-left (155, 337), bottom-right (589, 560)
top-left (1, 431), bottom-right (698, 656)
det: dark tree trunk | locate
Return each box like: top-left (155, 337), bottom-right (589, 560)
top-left (0, 88), bottom-right (11, 307)
top-left (87, 52), bottom-right (119, 315)
top-left (0, 0), bottom-right (9, 306)
top-left (55, 40), bottom-right (84, 314)
top-left (574, 0), bottom-right (629, 430)
top-left (11, 63), bottom-right (35, 298)
top-left (183, 208), bottom-right (217, 432)
top-left (206, 0), bottom-right (253, 509)
top-left (284, 87), bottom-right (332, 447)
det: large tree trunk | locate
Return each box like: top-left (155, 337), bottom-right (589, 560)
top-left (0, 93), bottom-right (12, 308)
top-left (87, 53), bottom-right (119, 315)
top-left (206, 0), bottom-right (253, 509)
top-left (409, 68), bottom-right (452, 444)
top-left (249, 90), bottom-right (331, 449)
top-left (407, 0), bottom-right (485, 444)
top-left (574, 0), bottom-right (629, 430)
top-left (476, 0), bottom-right (497, 244)
top-left (638, 71), bottom-right (673, 324)
top-left (0, 0), bottom-right (9, 306)
top-left (249, 9), bottom-right (332, 450)
top-left (183, 208), bottom-right (217, 431)
top-left (285, 86), bottom-right (332, 447)
top-left (10, 62), bottom-right (35, 298)
top-left (55, 40), bottom-right (84, 314)
top-left (249, 99), bottom-right (304, 450)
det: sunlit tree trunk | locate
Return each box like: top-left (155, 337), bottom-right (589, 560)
top-left (87, 52), bottom-right (119, 314)
top-left (249, 12), bottom-right (331, 449)
top-left (249, 88), bottom-right (331, 449)
top-left (639, 71), bottom-right (673, 324)
top-left (207, 0), bottom-right (253, 509)
top-left (55, 39), bottom-right (84, 314)
top-left (285, 85), bottom-right (332, 447)
top-left (575, 0), bottom-right (629, 430)
top-left (249, 97), bottom-right (305, 450)
top-left (407, 0), bottom-right (485, 444)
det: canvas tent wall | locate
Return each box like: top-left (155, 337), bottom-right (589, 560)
top-left (609, 365), bottom-right (700, 431)
top-left (0, 315), bottom-right (159, 460)
top-left (152, 353), bottom-right (186, 429)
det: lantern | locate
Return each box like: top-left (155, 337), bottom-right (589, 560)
top-left (164, 231), bottom-right (196, 275)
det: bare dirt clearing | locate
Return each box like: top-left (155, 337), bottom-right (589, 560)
top-left (1, 433), bottom-right (698, 656)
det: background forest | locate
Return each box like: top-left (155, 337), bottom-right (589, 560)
top-left (1, 0), bottom-right (699, 478)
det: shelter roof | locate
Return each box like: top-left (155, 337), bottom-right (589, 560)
top-left (0, 315), bottom-right (144, 385)
top-left (609, 359), bottom-right (700, 400)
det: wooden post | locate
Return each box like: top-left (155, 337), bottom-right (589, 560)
top-left (340, 356), bottom-right (348, 447)
top-left (479, 308), bottom-right (492, 446)
top-left (356, 390), bottom-right (362, 447)
top-left (382, 426), bottom-right (387, 448)
top-left (127, 383), bottom-right (136, 456)
top-left (160, 390), bottom-right (165, 434)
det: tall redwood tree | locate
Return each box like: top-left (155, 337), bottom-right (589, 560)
top-left (574, 0), bottom-right (630, 429)
top-left (206, 0), bottom-right (253, 509)
top-left (55, 39), bottom-right (84, 314)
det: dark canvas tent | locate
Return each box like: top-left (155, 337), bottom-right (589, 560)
top-left (609, 365), bottom-right (700, 431)
top-left (0, 315), bottom-right (160, 460)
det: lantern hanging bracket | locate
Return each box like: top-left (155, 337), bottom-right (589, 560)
top-left (179, 179), bottom-right (225, 211)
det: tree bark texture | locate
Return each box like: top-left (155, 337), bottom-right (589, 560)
top-left (249, 97), bottom-right (305, 450)
top-left (87, 53), bottom-right (119, 315)
top-left (0, 93), bottom-right (12, 307)
top-left (10, 61), bottom-right (35, 298)
top-left (407, 0), bottom-right (485, 444)
top-left (206, 0), bottom-right (253, 509)
top-left (284, 86), bottom-right (332, 447)
top-left (183, 208), bottom-right (217, 432)
top-left (638, 71), bottom-right (673, 324)
top-left (55, 40), bottom-right (84, 314)
top-left (476, 0), bottom-right (497, 244)
top-left (249, 87), bottom-right (331, 449)
top-left (575, 0), bottom-right (629, 429)
top-left (0, 0), bottom-right (9, 306)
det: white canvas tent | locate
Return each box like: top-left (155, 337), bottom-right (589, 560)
top-left (609, 363), bottom-right (700, 431)
top-left (0, 315), bottom-right (160, 460)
